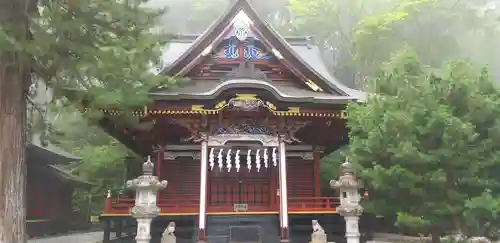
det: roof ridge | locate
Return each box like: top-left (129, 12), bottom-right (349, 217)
top-left (171, 34), bottom-right (314, 45)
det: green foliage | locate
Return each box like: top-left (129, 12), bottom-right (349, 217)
top-left (287, 0), bottom-right (500, 87)
top-left (319, 146), bottom-right (345, 193)
top-left (463, 190), bottom-right (500, 238)
top-left (395, 212), bottom-right (431, 235)
top-left (49, 107), bottom-right (133, 214)
top-left (345, 49), bottom-right (500, 237)
top-left (0, 0), bottom-right (177, 218)
top-left (0, 0), bottom-right (175, 112)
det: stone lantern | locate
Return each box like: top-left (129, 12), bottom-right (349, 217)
top-left (127, 156), bottom-right (168, 243)
top-left (329, 158), bottom-right (364, 243)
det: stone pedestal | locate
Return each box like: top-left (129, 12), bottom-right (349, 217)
top-left (339, 212), bottom-right (361, 243)
top-left (127, 156), bottom-right (168, 243)
top-left (135, 217), bottom-right (154, 243)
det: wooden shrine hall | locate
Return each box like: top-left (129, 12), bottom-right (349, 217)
top-left (26, 140), bottom-right (92, 237)
top-left (94, 0), bottom-right (368, 242)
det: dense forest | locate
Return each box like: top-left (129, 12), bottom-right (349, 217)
top-left (2, 0), bottom-right (500, 242)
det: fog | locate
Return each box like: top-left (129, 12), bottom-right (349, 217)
top-left (146, 0), bottom-right (500, 88)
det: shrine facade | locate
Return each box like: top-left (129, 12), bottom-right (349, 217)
top-left (96, 0), bottom-right (367, 242)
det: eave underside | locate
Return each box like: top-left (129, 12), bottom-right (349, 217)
top-left (99, 111), bottom-right (349, 157)
top-left (150, 79), bottom-right (356, 105)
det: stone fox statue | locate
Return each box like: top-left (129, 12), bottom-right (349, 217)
top-left (311, 220), bottom-right (327, 243)
top-left (161, 221), bottom-right (176, 243)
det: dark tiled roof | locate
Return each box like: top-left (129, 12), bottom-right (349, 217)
top-left (151, 79), bottom-right (356, 104)
top-left (48, 164), bottom-right (93, 187)
top-left (26, 142), bottom-right (91, 187)
top-left (157, 36), bottom-right (366, 101)
top-left (26, 142), bottom-right (81, 165)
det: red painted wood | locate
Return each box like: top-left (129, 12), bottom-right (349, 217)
top-left (207, 160), bottom-right (272, 210)
top-left (105, 196), bottom-right (339, 214)
top-left (156, 150), bottom-right (162, 179)
top-left (104, 157), bottom-right (340, 215)
top-left (313, 151), bottom-right (321, 197)
top-left (238, 42), bottom-right (244, 61)
top-left (159, 158), bottom-right (200, 203)
top-left (156, 149), bottom-right (163, 203)
top-left (287, 158), bottom-right (314, 199)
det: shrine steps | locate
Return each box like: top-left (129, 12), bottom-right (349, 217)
top-left (206, 214), bottom-right (280, 243)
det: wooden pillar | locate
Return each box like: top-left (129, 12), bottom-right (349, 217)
top-left (156, 147), bottom-right (164, 205)
top-left (156, 148), bottom-right (162, 178)
top-left (270, 164), bottom-right (277, 209)
top-left (103, 218), bottom-right (111, 243)
top-left (198, 134), bottom-right (208, 242)
top-left (116, 219), bottom-right (123, 238)
top-left (278, 135), bottom-right (290, 242)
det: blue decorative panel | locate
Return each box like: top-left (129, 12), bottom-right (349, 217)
top-left (214, 37), bottom-right (273, 60)
top-left (223, 37), bottom-right (239, 59)
top-left (244, 38), bottom-right (272, 60)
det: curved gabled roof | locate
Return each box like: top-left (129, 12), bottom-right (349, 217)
top-left (158, 35), bottom-right (366, 101)
top-left (156, 0), bottom-right (366, 101)
top-left (150, 79), bottom-right (358, 104)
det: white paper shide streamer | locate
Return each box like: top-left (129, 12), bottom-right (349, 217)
top-left (263, 148), bottom-right (268, 169)
top-left (209, 148), bottom-right (215, 171)
top-left (255, 149), bottom-right (261, 172)
top-left (235, 149), bottom-right (241, 172)
top-left (217, 149), bottom-right (223, 171)
top-left (209, 147), bottom-right (278, 173)
top-left (247, 149), bottom-right (252, 172)
top-left (226, 149), bottom-right (232, 172)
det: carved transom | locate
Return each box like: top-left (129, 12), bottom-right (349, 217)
top-left (227, 97), bottom-right (265, 112)
top-left (212, 120), bottom-right (274, 135)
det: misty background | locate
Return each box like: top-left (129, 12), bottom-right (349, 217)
top-left (143, 0), bottom-right (500, 89)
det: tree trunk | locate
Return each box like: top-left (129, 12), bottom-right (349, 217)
top-left (431, 226), bottom-right (442, 243)
top-left (0, 56), bottom-right (29, 243)
top-left (0, 1), bottom-right (30, 242)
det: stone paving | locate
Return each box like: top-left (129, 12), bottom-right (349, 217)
top-left (28, 231), bottom-right (117, 243)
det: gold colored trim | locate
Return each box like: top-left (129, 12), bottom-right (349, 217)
top-left (91, 95), bottom-right (346, 118)
top-left (201, 45), bottom-right (213, 56)
top-left (100, 213), bottom-right (131, 217)
top-left (289, 211), bottom-right (337, 214)
top-left (26, 219), bottom-right (50, 223)
top-left (95, 108), bottom-right (344, 118)
top-left (305, 80), bottom-right (324, 92)
top-left (235, 93), bottom-right (258, 100)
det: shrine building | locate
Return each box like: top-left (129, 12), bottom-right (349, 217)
top-left (95, 0), bottom-right (368, 242)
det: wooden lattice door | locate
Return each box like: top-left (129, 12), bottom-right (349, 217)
top-left (208, 166), bottom-right (274, 211)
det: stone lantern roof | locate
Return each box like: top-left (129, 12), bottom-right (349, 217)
top-left (330, 158), bottom-right (364, 190)
top-left (142, 156), bottom-right (155, 175)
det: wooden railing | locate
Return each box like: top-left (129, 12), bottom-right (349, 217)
top-left (103, 196), bottom-right (339, 215)
top-left (158, 198), bottom-right (200, 213)
top-left (288, 197), bottom-right (339, 211)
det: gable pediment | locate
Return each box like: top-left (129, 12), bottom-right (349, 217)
top-left (158, 0), bottom-right (366, 100)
